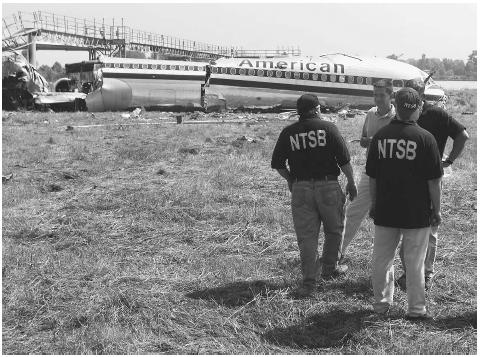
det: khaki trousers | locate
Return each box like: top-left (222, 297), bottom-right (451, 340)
top-left (291, 180), bottom-right (346, 286)
top-left (372, 225), bottom-right (430, 316)
top-left (341, 173), bottom-right (370, 255)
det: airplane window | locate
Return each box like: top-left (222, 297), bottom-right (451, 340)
top-left (179, 65), bottom-right (185, 71)
top-left (276, 71), bottom-right (282, 77)
top-left (188, 66), bottom-right (194, 71)
top-left (221, 68), bottom-right (227, 74)
top-left (285, 72), bottom-right (291, 79)
top-left (357, 77), bottom-right (364, 84)
top-left (161, 65), bottom-right (166, 70)
top-left (240, 69), bottom-right (246, 75)
top-left (248, 69), bottom-right (255, 76)
top-left (143, 64), bottom-right (148, 69)
top-left (302, 73), bottom-right (309, 80)
top-left (267, 70), bottom-right (273, 77)
top-left (230, 68), bottom-right (236, 75)
top-left (339, 75), bottom-right (345, 83)
top-left (366, 77), bottom-right (372, 85)
top-left (321, 74), bottom-right (327, 81)
top-left (258, 69), bottom-right (264, 76)
top-left (348, 76), bottom-right (355, 83)
top-left (294, 72), bottom-right (300, 79)
top-left (133, 64), bottom-right (139, 69)
top-left (114, 63), bottom-right (120, 68)
top-left (330, 74), bottom-right (336, 82)
top-left (312, 74), bottom-right (318, 81)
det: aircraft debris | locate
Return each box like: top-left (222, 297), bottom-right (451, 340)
top-left (2, 174), bottom-right (13, 183)
top-left (61, 172), bottom-right (77, 180)
top-left (178, 147), bottom-right (200, 155)
top-left (2, 50), bottom-right (86, 111)
top-left (232, 135), bottom-right (257, 148)
top-left (42, 183), bottom-right (63, 192)
top-left (131, 108), bottom-right (142, 118)
top-left (156, 167), bottom-right (168, 175)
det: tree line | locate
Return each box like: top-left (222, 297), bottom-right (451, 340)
top-left (387, 50), bottom-right (477, 81)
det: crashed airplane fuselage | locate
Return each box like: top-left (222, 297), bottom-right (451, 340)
top-left (74, 57), bottom-right (208, 112)
top-left (2, 50), bottom-right (86, 111)
top-left (74, 54), bottom-right (446, 112)
top-left (206, 54), bottom-right (446, 110)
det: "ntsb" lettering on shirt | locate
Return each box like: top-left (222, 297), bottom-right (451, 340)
top-left (290, 130), bottom-right (326, 151)
top-left (378, 139), bottom-right (417, 160)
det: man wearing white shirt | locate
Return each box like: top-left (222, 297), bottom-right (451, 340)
top-left (341, 79), bottom-right (396, 259)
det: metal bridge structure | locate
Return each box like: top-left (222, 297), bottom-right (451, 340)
top-left (2, 11), bottom-right (301, 64)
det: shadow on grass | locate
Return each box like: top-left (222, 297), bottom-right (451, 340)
top-left (432, 311), bottom-right (477, 330)
top-left (318, 277), bottom-right (373, 298)
top-left (263, 308), bottom-right (372, 349)
top-left (186, 280), bottom-right (288, 307)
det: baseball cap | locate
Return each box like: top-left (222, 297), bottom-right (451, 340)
top-left (395, 87), bottom-right (422, 120)
top-left (404, 78), bottom-right (425, 95)
top-left (297, 94), bottom-right (320, 114)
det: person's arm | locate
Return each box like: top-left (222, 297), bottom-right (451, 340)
top-left (368, 177), bottom-right (376, 219)
top-left (443, 129), bottom-right (469, 167)
top-left (271, 129), bottom-right (292, 191)
top-left (275, 168), bottom-right (293, 192)
top-left (340, 162), bottom-right (357, 201)
top-left (428, 177), bottom-right (442, 226)
top-left (360, 114), bottom-right (371, 148)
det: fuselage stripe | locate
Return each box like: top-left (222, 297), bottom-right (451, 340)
top-left (208, 77), bottom-right (373, 96)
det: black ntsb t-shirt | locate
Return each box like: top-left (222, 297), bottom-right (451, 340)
top-left (271, 115), bottom-right (350, 179)
top-left (366, 120), bottom-right (443, 229)
top-left (418, 103), bottom-right (466, 156)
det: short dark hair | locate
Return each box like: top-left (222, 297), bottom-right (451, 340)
top-left (404, 79), bottom-right (425, 96)
top-left (297, 94), bottom-right (320, 114)
top-left (373, 79), bottom-right (393, 95)
top-left (395, 87), bottom-right (422, 121)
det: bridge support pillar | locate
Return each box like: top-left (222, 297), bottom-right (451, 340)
top-left (27, 32), bottom-right (37, 66)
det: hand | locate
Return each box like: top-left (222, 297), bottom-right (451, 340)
top-left (442, 160), bottom-right (452, 168)
top-left (368, 205), bottom-right (376, 220)
top-left (430, 211), bottom-right (441, 226)
top-left (287, 178), bottom-right (293, 192)
top-left (345, 181), bottom-right (357, 201)
top-left (360, 136), bottom-right (371, 148)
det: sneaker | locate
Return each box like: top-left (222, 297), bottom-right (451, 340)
top-left (404, 313), bottom-right (434, 322)
top-left (395, 274), bottom-right (406, 292)
top-left (321, 264), bottom-right (348, 280)
top-left (294, 284), bottom-right (316, 298)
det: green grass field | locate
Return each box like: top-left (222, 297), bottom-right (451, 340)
top-left (2, 90), bottom-right (476, 354)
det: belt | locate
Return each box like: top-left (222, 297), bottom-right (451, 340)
top-left (294, 175), bottom-right (338, 182)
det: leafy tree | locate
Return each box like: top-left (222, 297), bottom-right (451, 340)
top-left (468, 50), bottom-right (477, 66)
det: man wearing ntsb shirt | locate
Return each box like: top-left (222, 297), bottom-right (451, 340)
top-left (271, 94), bottom-right (357, 298)
top-left (366, 87), bottom-right (442, 320)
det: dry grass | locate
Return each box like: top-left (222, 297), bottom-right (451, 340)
top-left (2, 90), bottom-right (476, 354)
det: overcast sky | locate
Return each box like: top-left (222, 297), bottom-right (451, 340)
top-left (2, 1), bottom-right (478, 66)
